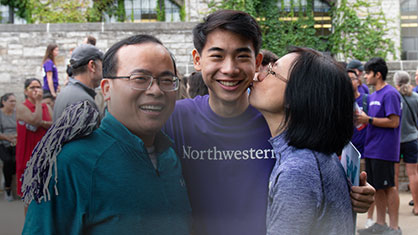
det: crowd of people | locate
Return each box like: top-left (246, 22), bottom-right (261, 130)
top-left (1, 9), bottom-right (417, 235)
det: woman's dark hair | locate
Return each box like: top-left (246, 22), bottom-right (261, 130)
top-left (103, 34), bottom-right (177, 78)
top-left (364, 57), bottom-right (388, 81)
top-left (193, 9), bottom-right (262, 55)
top-left (42, 43), bottom-right (58, 65)
top-left (0, 93), bottom-right (15, 108)
top-left (187, 72), bottom-right (208, 98)
top-left (282, 47), bottom-right (354, 154)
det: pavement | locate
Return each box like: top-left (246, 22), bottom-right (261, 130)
top-left (0, 190), bottom-right (417, 235)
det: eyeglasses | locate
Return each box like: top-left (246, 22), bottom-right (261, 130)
top-left (106, 73), bottom-right (180, 92)
top-left (256, 63), bottom-right (287, 83)
top-left (27, 86), bottom-right (42, 90)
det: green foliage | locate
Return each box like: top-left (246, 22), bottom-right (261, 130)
top-left (87, 0), bottom-right (126, 22)
top-left (329, 0), bottom-right (397, 60)
top-left (0, 0), bottom-right (32, 23)
top-left (180, 3), bottom-right (186, 21)
top-left (207, 0), bottom-right (397, 60)
top-left (30, 0), bottom-right (88, 23)
top-left (156, 0), bottom-right (166, 21)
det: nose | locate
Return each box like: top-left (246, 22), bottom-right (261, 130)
top-left (220, 57), bottom-right (239, 75)
top-left (145, 78), bottom-right (163, 96)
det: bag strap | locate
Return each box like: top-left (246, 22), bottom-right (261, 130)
top-left (362, 94), bottom-right (368, 115)
top-left (401, 94), bottom-right (418, 129)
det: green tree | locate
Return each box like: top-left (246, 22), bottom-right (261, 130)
top-left (30, 0), bottom-right (88, 23)
top-left (87, 0), bottom-right (126, 22)
top-left (207, 0), bottom-right (397, 60)
top-left (0, 0), bottom-right (32, 23)
top-left (329, 0), bottom-right (397, 60)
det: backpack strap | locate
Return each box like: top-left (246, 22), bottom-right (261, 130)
top-left (362, 94), bottom-right (368, 115)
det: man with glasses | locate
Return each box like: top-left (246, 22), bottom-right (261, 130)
top-left (23, 35), bottom-right (191, 235)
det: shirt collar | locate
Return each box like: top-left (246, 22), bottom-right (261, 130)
top-left (69, 77), bottom-right (97, 98)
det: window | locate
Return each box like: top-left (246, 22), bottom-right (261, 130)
top-left (400, 0), bottom-right (418, 59)
top-left (123, 0), bottom-right (180, 22)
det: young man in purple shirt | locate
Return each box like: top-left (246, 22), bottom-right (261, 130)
top-left (357, 57), bottom-right (402, 235)
top-left (164, 10), bottom-right (376, 235)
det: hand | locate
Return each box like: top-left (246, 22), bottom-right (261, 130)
top-left (33, 89), bottom-right (43, 102)
top-left (350, 171), bottom-right (375, 213)
top-left (356, 111), bottom-right (369, 125)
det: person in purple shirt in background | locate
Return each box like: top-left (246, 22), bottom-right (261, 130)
top-left (349, 68), bottom-right (369, 155)
top-left (357, 57), bottom-right (402, 235)
top-left (164, 9), bottom-right (375, 235)
top-left (42, 43), bottom-right (60, 98)
top-left (348, 59), bottom-right (370, 95)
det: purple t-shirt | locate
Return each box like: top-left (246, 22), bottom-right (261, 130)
top-left (43, 59), bottom-right (59, 92)
top-left (363, 85), bottom-right (401, 162)
top-left (358, 84), bottom-right (369, 95)
top-left (352, 93), bottom-right (369, 155)
top-left (164, 95), bottom-right (275, 235)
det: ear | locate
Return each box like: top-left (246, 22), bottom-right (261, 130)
top-left (192, 49), bottom-right (202, 71)
top-left (88, 60), bottom-right (96, 72)
top-left (376, 71), bottom-right (383, 80)
top-left (101, 79), bottom-right (111, 101)
top-left (255, 52), bottom-right (263, 73)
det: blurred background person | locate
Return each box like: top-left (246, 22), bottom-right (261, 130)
top-left (0, 93), bottom-right (17, 201)
top-left (347, 59), bottom-right (369, 95)
top-left (16, 78), bottom-right (52, 203)
top-left (42, 44), bottom-right (60, 98)
top-left (42, 92), bottom-right (55, 111)
top-left (254, 49), bottom-right (279, 81)
top-left (184, 72), bottom-right (208, 98)
top-left (83, 35), bottom-right (96, 46)
top-left (393, 71), bottom-right (418, 216)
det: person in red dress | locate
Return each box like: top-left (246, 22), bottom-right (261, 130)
top-left (16, 78), bottom-right (52, 200)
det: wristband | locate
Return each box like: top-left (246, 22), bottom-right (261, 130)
top-left (368, 117), bottom-right (373, 125)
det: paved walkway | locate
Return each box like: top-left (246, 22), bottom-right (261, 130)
top-left (0, 190), bottom-right (417, 234)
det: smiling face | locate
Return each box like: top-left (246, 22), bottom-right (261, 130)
top-left (364, 70), bottom-right (378, 86)
top-left (249, 53), bottom-right (298, 115)
top-left (193, 29), bottom-right (262, 107)
top-left (102, 42), bottom-right (177, 144)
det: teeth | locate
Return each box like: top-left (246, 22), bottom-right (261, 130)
top-left (219, 81), bottom-right (239, 86)
top-left (140, 105), bottom-right (163, 111)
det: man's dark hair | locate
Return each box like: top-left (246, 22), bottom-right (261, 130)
top-left (282, 47), bottom-right (354, 154)
top-left (261, 49), bottom-right (279, 66)
top-left (364, 57), bottom-right (388, 81)
top-left (71, 59), bottom-right (101, 77)
top-left (192, 10), bottom-right (262, 55)
top-left (187, 72), bottom-right (208, 98)
top-left (103, 34), bottom-right (177, 78)
top-left (86, 35), bottom-right (96, 46)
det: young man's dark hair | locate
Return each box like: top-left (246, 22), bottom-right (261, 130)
top-left (192, 9), bottom-right (262, 55)
top-left (364, 57), bottom-right (388, 81)
top-left (283, 47), bottom-right (354, 154)
top-left (103, 34), bottom-right (177, 78)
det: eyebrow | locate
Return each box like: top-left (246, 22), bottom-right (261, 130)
top-left (207, 47), bottom-right (253, 53)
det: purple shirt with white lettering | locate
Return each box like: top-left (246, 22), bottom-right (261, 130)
top-left (363, 85), bottom-right (401, 162)
top-left (164, 95), bottom-right (275, 235)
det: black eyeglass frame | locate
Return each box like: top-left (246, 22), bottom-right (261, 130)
top-left (106, 74), bottom-right (180, 92)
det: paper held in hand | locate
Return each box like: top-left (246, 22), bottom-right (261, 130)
top-left (340, 142), bottom-right (361, 186)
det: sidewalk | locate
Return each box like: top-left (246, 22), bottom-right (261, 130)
top-left (0, 191), bottom-right (417, 235)
top-left (356, 191), bottom-right (418, 234)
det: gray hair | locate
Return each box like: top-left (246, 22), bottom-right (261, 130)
top-left (394, 71), bottom-right (412, 96)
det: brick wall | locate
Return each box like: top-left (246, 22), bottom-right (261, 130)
top-left (0, 22), bottom-right (197, 101)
